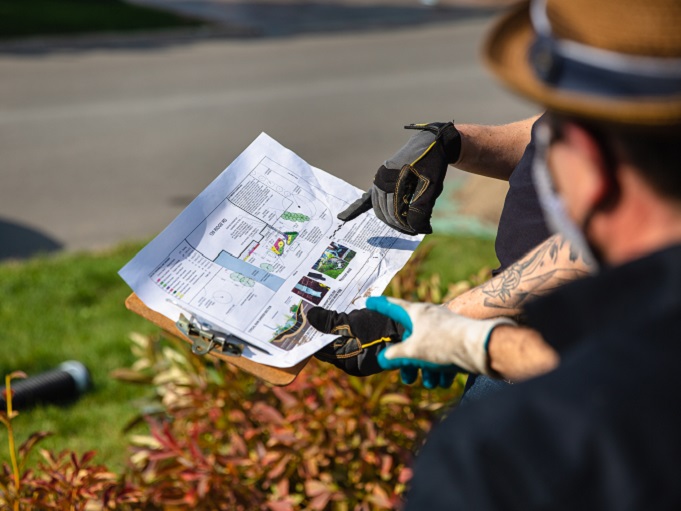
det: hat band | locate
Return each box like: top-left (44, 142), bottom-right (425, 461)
top-left (529, 35), bottom-right (681, 98)
top-left (528, 0), bottom-right (681, 98)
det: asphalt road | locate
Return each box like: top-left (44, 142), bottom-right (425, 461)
top-left (0, 18), bottom-right (536, 258)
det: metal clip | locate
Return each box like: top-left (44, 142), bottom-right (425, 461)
top-left (167, 299), bottom-right (271, 357)
top-left (176, 313), bottom-right (245, 357)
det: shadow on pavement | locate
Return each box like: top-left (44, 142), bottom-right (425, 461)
top-left (0, 2), bottom-right (501, 55)
top-left (0, 219), bottom-right (63, 261)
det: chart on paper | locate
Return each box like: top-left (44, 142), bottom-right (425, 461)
top-left (120, 134), bottom-right (422, 368)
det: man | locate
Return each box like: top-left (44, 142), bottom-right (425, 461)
top-left (365, 0), bottom-right (681, 507)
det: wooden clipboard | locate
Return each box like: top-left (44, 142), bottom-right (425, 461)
top-left (125, 293), bottom-right (308, 386)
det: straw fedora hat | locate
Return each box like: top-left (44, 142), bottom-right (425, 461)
top-left (484, 0), bottom-right (681, 125)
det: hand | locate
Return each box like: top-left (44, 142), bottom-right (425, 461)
top-left (338, 122), bottom-right (461, 235)
top-left (307, 306), bottom-right (403, 377)
top-left (366, 297), bottom-right (517, 378)
top-left (308, 305), bottom-right (457, 389)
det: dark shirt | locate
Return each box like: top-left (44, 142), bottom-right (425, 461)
top-left (494, 116), bottom-right (550, 275)
top-left (406, 243), bottom-right (681, 511)
top-left (464, 116), bottom-right (550, 400)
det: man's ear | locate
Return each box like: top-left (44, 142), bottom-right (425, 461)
top-left (562, 122), bottom-right (613, 208)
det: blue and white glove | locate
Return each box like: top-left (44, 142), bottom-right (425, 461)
top-left (366, 297), bottom-right (517, 386)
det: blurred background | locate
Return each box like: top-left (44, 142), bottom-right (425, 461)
top-left (0, 0), bottom-right (536, 260)
top-left (0, 0), bottom-right (538, 489)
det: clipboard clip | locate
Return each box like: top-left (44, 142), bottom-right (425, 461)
top-left (166, 299), bottom-right (271, 358)
top-left (176, 313), bottom-right (245, 357)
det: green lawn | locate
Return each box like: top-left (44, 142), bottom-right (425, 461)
top-left (0, 234), bottom-right (497, 471)
top-left (0, 242), bottom-right (158, 471)
top-left (418, 234), bottom-right (499, 285)
top-left (0, 0), bottom-right (202, 40)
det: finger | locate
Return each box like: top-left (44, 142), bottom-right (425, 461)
top-left (338, 191), bottom-right (372, 222)
top-left (405, 169), bottom-right (441, 235)
top-left (306, 307), bottom-right (351, 336)
top-left (372, 188), bottom-right (399, 231)
top-left (370, 187), bottom-right (416, 235)
top-left (439, 372), bottom-right (455, 389)
top-left (421, 368), bottom-right (439, 389)
top-left (369, 187), bottom-right (391, 226)
top-left (365, 296), bottom-right (413, 337)
top-left (378, 339), bottom-right (412, 361)
top-left (378, 173), bottom-right (414, 233)
top-left (400, 366), bottom-right (419, 385)
top-left (406, 207), bottom-right (434, 235)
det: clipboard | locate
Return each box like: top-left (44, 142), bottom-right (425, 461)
top-left (125, 293), bottom-right (308, 386)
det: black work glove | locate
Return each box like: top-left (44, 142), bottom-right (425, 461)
top-left (339, 122), bottom-right (461, 235)
top-left (308, 306), bottom-right (404, 377)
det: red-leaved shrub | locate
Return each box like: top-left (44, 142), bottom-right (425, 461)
top-left (116, 332), bottom-right (464, 510)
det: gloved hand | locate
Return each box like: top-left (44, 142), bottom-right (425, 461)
top-left (366, 296), bottom-right (517, 378)
top-left (339, 122), bottom-right (461, 235)
top-left (308, 305), bottom-right (456, 388)
top-left (307, 306), bottom-right (403, 377)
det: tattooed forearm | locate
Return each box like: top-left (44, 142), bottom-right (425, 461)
top-left (481, 234), bottom-right (589, 312)
top-left (446, 234), bottom-right (590, 319)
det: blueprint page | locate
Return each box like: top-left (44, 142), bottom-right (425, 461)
top-left (120, 133), bottom-right (423, 368)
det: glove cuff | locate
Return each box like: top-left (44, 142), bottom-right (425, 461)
top-left (440, 122), bottom-right (462, 164)
top-left (467, 317), bottom-right (517, 377)
top-left (403, 121), bottom-right (462, 164)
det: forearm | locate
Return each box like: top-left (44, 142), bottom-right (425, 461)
top-left (446, 234), bottom-right (590, 319)
top-left (453, 115), bottom-right (540, 181)
top-left (487, 325), bottom-right (559, 381)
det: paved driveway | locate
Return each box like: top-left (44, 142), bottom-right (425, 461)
top-left (0, 14), bottom-right (535, 259)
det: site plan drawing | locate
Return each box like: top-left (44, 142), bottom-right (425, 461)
top-left (120, 133), bottom-right (423, 368)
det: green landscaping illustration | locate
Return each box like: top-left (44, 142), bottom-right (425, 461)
top-left (312, 242), bottom-right (356, 279)
top-left (280, 212), bottom-right (310, 222)
top-left (229, 272), bottom-right (255, 287)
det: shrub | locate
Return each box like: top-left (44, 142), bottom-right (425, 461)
top-left (0, 372), bottom-right (141, 510)
top-left (1, 244), bottom-right (489, 509)
top-left (116, 332), bottom-right (465, 510)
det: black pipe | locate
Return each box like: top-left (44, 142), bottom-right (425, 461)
top-left (1, 361), bottom-right (91, 410)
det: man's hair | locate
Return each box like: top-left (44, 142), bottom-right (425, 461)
top-left (550, 113), bottom-right (681, 203)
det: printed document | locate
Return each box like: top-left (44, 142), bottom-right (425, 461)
top-left (120, 134), bottom-right (422, 368)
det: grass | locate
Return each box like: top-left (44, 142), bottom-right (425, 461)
top-left (0, 0), bottom-right (202, 40)
top-left (0, 234), bottom-right (496, 471)
top-left (0, 241), bottom-right (157, 471)
top-left (418, 234), bottom-right (498, 285)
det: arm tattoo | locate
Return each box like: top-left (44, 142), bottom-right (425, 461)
top-left (481, 235), bottom-right (589, 312)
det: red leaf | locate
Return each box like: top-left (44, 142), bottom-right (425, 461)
top-left (380, 455), bottom-right (393, 479)
top-left (70, 451), bottom-right (80, 471)
top-left (275, 478), bottom-right (289, 497)
top-left (309, 491), bottom-right (332, 510)
top-left (80, 450), bottom-right (97, 466)
top-left (261, 451), bottom-right (281, 466)
top-left (251, 402), bottom-right (285, 425)
top-left (398, 467), bottom-right (413, 484)
top-left (267, 454), bottom-right (291, 480)
top-left (268, 429), bottom-right (297, 445)
top-left (305, 480), bottom-right (330, 498)
top-left (267, 501), bottom-right (294, 511)
top-left (230, 432), bottom-right (248, 455)
top-left (272, 387), bottom-right (299, 409)
top-left (367, 484), bottom-right (393, 508)
top-left (18, 431), bottom-right (52, 460)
